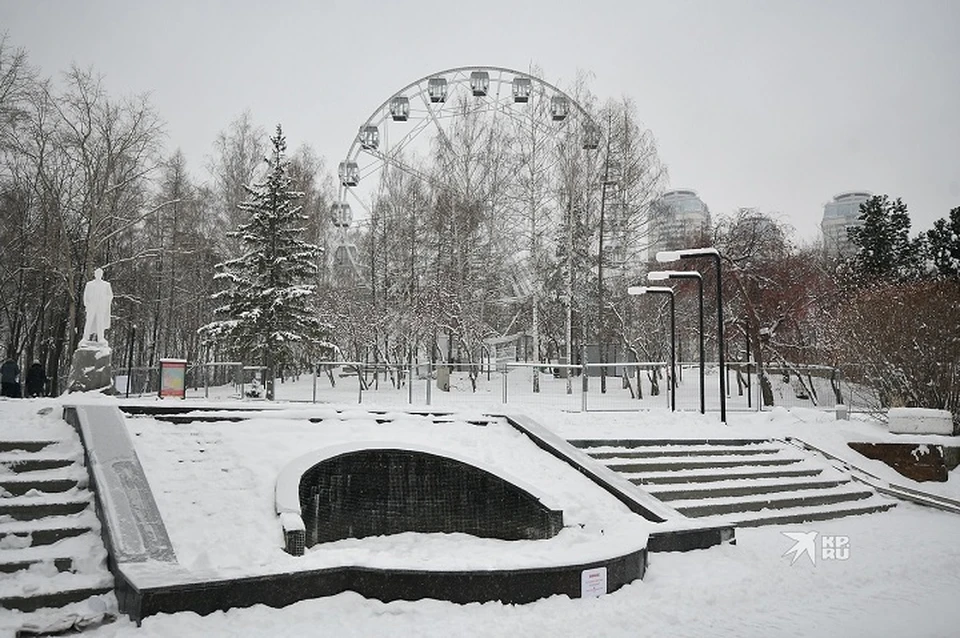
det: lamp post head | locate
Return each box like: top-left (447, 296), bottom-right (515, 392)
top-left (657, 247), bottom-right (720, 262)
top-left (655, 250), bottom-right (681, 263)
top-left (649, 270), bottom-right (702, 281)
top-left (628, 285), bottom-right (674, 296)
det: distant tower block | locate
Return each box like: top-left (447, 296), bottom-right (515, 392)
top-left (822, 191), bottom-right (872, 258)
top-left (649, 189), bottom-right (712, 259)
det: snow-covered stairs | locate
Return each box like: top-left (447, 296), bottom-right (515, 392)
top-left (567, 438), bottom-right (896, 527)
top-left (0, 435), bottom-right (116, 635)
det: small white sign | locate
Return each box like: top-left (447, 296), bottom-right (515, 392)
top-left (581, 566), bottom-right (607, 598)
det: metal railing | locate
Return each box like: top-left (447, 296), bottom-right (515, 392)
top-left (109, 355), bottom-right (950, 424)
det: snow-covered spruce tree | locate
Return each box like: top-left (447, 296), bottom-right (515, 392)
top-left (199, 125), bottom-right (333, 400)
top-left (925, 206), bottom-right (960, 280)
top-left (845, 195), bottom-right (921, 285)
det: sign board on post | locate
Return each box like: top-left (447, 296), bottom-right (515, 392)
top-left (580, 566), bottom-right (607, 598)
top-left (159, 358), bottom-right (187, 399)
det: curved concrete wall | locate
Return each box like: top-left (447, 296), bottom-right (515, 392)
top-left (292, 447), bottom-right (563, 545)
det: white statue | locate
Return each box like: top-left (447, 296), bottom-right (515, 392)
top-left (82, 267), bottom-right (113, 344)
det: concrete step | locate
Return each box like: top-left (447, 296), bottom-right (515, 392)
top-left (0, 441), bottom-right (59, 454)
top-left (0, 478), bottom-right (81, 497)
top-left (0, 496), bottom-right (90, 521)
top-left (0, 457), bottom-right (76, 474)
top-left (0, 556), bottom-right (74, 574)
top-left (585, 445), bottom-right (782, 460)
top-left (721, 496), bottom-right (897, 527)
top-left (647, 477), bottom-right (850, 501)
top-left (0, 526), bottom-right (90, 548)
top-left (0, 433), bottom-right (117, 635)
top-left (628, 465), bottom-right (824, 485)
top-left (155, 414), bottom-right (249, 424)
top-left (578, 436), bottom-right (896, 528)
top-left (569, 438), bottom-right (771, 449)
top-left (0, 584), bottom-right (114, 614)
top-left (605, 454), bottom-right (803, 473)
top-left (671, 485), bottom-right (876, 518)
top-left (8, 599), bottom-right (117, 637)
top-left (0, 514), bottom-right (98, 548)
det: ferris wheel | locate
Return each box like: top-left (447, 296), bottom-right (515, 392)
top-left (330, 66), bottom-right (601, 286)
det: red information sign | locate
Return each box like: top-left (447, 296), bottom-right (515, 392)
top-left (159, 358), bottom-right (187, 399)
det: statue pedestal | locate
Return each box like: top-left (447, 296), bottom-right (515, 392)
top-left (68, 342), bottom-right (116, 394)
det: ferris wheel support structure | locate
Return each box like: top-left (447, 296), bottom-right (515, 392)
top-left (333, 66), bottom-right (603, 390)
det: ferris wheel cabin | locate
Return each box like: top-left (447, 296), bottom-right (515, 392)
top-left (330, 202), bottom-right (352, 228)
top-left (583, 122), bottom-right (600, 150)
top-left (338, 160), bottom-right (359, 187)
top-left (512, 77), bottom-right (532, 103)
top-left (390, 96), bottom-right (410, 122)
top-left (550, 95), bottom-right (569, 121)
top-left (359, 125), bottom-right (379, 151)
top-left (428, 77), bottom-right (448, 103)
top-left (470, 71), bottom-right (490, 96)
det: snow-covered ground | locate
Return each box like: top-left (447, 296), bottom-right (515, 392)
top-left (2, 372), bottom-right (959, 637)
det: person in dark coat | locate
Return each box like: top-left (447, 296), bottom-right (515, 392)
top-left (1, 356), bottom-right (21, 398)
top-left (25, 361), bottom-right (47, 398)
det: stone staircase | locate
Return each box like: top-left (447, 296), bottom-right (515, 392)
top-left (0, 435), bottom-right (116, 636)
top-left (567, 438), bottom-right (896, 527)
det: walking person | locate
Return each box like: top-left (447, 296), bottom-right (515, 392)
top-left (1, 355), bottom-right (21, 398)
top-left (25, 360), bottom-right (47, 398)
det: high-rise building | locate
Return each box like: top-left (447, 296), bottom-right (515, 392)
top-left (649, 189), bottom-right (711, 258)
top-left (822, 191), bottom-right (871, 258)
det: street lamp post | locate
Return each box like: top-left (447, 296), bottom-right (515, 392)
top-left (597, 158), bottom-right (618, 395)
top-left (648, 270), bottom-right (704, 414)
top-left (656, 248), bottom-right (726, 423)
top-left (744, 318), bottom-right (752, 409)
top-left (627, 285), bottom-right (676, 411)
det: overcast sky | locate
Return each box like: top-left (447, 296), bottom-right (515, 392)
top-left (4, 0), bottom-right (958, 242)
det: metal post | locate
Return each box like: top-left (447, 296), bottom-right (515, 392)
top-left (756, 366), bottom-right (762, 412)
top-left (312, 365), bottom-right (317, 403)
top-left (666, 363), bottom-right (671, 409)
top-left (678, 336), bottom-right (683, 382)
top-left (426, 359), bottom-right (432, 406)
top-left (745, 321), bottom-right (752, 409)
top-left (581, 345), bottom-right (589, 412)
top-left (713, 253), bottom-right (727, 422)
top-left (598, 178), bottom-right (608, 395)
top-left (502, 363), bottom-right (508, 404)
top-left (597, 121), bottom-right (618, 397)
top-left (696, 277), bottom-right (705, 414)
top-left (668, 292), bottom-right (676, 412)
top-left (125, 324), bottom-right (136, 399)
top-left (408, 347), bottom-right (414, 405)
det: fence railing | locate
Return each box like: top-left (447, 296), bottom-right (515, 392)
top-left (110, 356), bottom-right (910, 419)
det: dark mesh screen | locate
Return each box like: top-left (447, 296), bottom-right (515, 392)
top-left (299, 449), bottom-right (563, 546)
